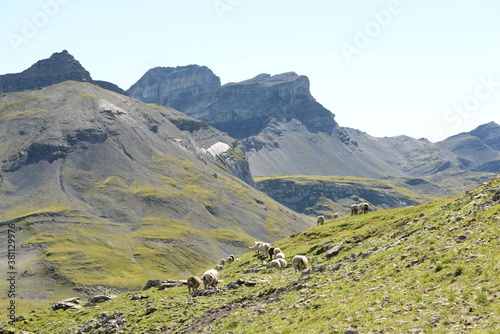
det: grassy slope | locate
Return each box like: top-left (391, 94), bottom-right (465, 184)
top-left (6, 177), bottom-right (499, 333)
top-left (0, 82), bottom-right (314, 312)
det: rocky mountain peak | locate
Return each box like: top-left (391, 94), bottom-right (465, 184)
top-left (468, 121), bottom-right (500, 150)
top-left (127, 65), bottom-right (221, 115)
top-left (129, 68), bottom-right (338, 139)
top-left (0, 50), bottom-right (127, 95)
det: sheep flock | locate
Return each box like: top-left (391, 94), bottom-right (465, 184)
top-left (187, 204), bottom-right (370, 295)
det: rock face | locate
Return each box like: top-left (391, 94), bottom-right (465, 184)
top-left (127, 65), bottom-right (220, 115)
top-left (199, 72), bottom-right (338, 139)
top-left (128, 70), bottom-right (338, 139)
top-left (0, 50), bottom-right (127, 95)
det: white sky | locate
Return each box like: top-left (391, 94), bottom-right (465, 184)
top-left (1, 0), bottom-right (499, 142)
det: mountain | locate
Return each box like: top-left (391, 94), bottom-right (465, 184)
top-left (7, 176), bottom-right (500, 332)
top-left (129, 70), bottom-right (337, 140)
top-left (436, 121), bottom-right (500, 172)
top-left (0, 50), bottom-right (127, 95)
top-left (128, 66), bottom-right (499, 181)
top-left (0, 81), bottom-right (312, 302)
top-left (127, 65), bottom-right (221, 116)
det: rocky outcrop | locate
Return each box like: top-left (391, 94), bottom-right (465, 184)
top-left (200, 72), bottom-right (338, 139)
top-left (128, 69), bottom-right (338, 139)
top-left (127, 65), bottom-right (220, 115)
top-left (0, 50), bottom-right (127, 95)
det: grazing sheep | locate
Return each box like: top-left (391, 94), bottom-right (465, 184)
top-left (277, 258), bottom-right (287, 270)
top-left (250, 241), bottom-right (262, 254)
top-left (226, 254), bottom-right (235, 264)
top-left (219, 259), bottom-right (226, 266)
top-left (267, 246), bottom-right (276, 260)
top-left (351, 204), bottom-right (359, 215)
top-left (258, 243), bottom-right (270, 257)
top-left (292, 255), bottom-right (309, 273)
top-left (275, 252), bottom-right (285, 260)
top-left (333, 213), bottom-right (340, 219)
top-left (187, 276), bottom-right (202, 294)
top-left (359, 202), bottom-right (369, 214)
top-left (270, 259), bottom-right (281, 270)
top-left (316, 215), bottom-right (325, 226)
top-left (201, 269), bottom-right (219, 289)
top-left (273, 248), bottom-right (281, 256)
top-left (215, 264), bottom-right (223, 271)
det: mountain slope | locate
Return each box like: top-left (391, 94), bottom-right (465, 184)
top-left (7, 176), bottom-right (500, 333)
top-left (0, 81), bottom-right (312, 302)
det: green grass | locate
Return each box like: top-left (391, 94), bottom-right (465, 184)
top-left (5, 177), bottom-right (499, 333)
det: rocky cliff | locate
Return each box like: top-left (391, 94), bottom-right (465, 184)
top-left (127, 65), bottom-right (220, 115)
top-left (0, 50), bottom-right (127, 95)
top-left (128, 69), bottom-right (338, 139)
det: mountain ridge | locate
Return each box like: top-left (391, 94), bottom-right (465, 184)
top-left (0, 50), bottom-right (127, 95)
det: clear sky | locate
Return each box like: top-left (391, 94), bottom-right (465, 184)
top-left (1, 0), bottom-right (499, 141)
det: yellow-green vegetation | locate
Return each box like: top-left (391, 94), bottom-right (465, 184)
top-left (6, 177), bottom-right (500, 333)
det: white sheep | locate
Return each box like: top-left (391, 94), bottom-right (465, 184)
top-left (275, 252), bottom-right (285, 260)
top-left (258, 243), bottom-right (270, 257)
top-left (316, 215), bottom-right (325, 226)
top-left (351, 204), bottom-right (359, 215)
top-left (226, 254), bottom-right (235, 264)
top-left (277, 258), bottom-right (287, 270)
top-left (187, 276), bottom-right (202, 294)
top-left (219, 259), bottom-right (226, 266)
top-left (333, 213), bottom-right (340, 219)
top-left (292, 255), bottom-right (308, 273)
top-left (269, 259), bottom-right (281, 270)
top-left (273, 248), bottom-right (281, 256)
top-left (249, 241), bottom-right (262, 254)
top-left (359, 202), bottom-right (369, 214)
top-left (215, 264), bottom-right (223, 271)
top-left (201, 269), bottom-right (219, 289)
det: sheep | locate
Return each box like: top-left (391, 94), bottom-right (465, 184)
top-left (316, 215), bottom-right (325, 226)
top-left (249, 241), bottom-right (262, 255)
top-left (351, 204), bottom-right (359, 215)
top-left (359, 202), bottom-right (369, 214)
top-left (219, 258), bottom-right (226, 266)
top-left (201, 269), bottom-right (219, 289)
top-left (292, 255), bottom-right (308, 273)
top-left (215, 264), bottom-right (223, 271)
top-left (275, 252), bottom-right (285, 260)
top-left (333, 213), bottom-right (340, 219)
top-left (187, 276), bottom-right (202, 294)
top-left (269, 259), bottom-right (281, 270)
top-left (226, 254), bottom-right (235, 264)
top-left (273, 248), bottom-right (281, 256)
top-left (267, 246), bottom-right (276, 260)
top-left (277, 258), bottom-right (287, 270)
top-left (258, 243), bottom-right (270, 257)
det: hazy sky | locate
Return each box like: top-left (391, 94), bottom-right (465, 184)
top-left (1, 0), bottom-right (499, 141)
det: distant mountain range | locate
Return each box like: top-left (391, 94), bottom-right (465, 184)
top-left (127, 63), bottom-right (500, 179)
